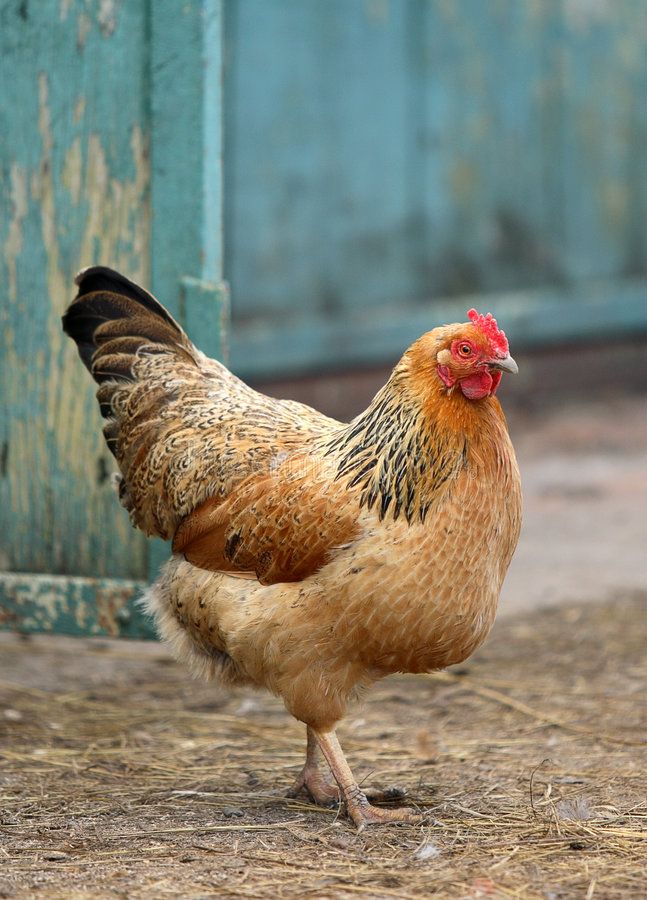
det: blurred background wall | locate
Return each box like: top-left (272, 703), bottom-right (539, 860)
top-left (224, 0), bottom-right (647, 383)
top-left (1, 0), bottom-right (646, 603)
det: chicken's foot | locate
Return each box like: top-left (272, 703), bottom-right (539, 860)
top-left (312, 728), bottom-right (422, 831)
top-left (288, 727), bottom-right (407, 811)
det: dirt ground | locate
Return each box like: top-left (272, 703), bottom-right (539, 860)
top-left (501, 394), bottom-right (647, 615)
top-left (1, 394), bottom-right (646, 898)
top-left (1, 596), bottom-right (646, 899)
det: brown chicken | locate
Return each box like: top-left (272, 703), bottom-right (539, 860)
top-left (63, 267), bottom-right (522, 830)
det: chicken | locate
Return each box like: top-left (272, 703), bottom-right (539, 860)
top-left (62, 267), bottom-right (522, 829)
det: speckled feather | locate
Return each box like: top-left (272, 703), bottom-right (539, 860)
top-left (63, 267), bottom-right (522, 731)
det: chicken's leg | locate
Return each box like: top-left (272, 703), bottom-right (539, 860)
top-left (286, 726), bottom-right (340, 806)
top-left (312, 729), bottom-right (422, 831)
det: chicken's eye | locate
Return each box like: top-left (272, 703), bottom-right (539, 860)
top-left (458, 343), bottom-right (472, 357)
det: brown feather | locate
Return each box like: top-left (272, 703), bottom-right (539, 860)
top-left (173, 460), bottom-right (360, 584)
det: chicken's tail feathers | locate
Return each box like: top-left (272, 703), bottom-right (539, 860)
top-left (63, 266), bottom-right (191, 374)
top-left (74, 266), bottom-right (177, 326)
top-left (62, 267), bottom-right (208, 539)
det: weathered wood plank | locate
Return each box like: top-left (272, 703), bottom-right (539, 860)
top-left (231, 276), bottom-right (647, 379)
top-left (224, 0), bottom-right (647, 379)
top-left (558, 0), bottom-right (647, 280)
top-left (0, 573), bottom-right (152, 639)
top-left (0, 0), bottom-right (150, 579)
top-left (1, 1), bottom-right (228, 636)
top-left (150, 0), bottom-right (224, 313)
top-left (224, 0), bottom-right (413, 321)
top-left (181, 277), bottom-right (230, 366)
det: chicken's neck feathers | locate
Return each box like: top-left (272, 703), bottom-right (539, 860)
top-left (324, 362), bottom-right (512, 525)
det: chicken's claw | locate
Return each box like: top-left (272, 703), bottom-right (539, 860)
top-left (347, 797), bottom-right (424, 832)
top-left (364, 785), bottom-right (408, 803)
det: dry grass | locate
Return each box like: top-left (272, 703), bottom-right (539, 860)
top-left (1, 595), bottom-right (645, 899)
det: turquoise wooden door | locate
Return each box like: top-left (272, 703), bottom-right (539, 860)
top-left (224, 0), bottom-right (647, 379)
top-left (0, 0), bottom-right (226, 636)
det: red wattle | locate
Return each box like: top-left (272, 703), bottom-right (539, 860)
top-left (460, 370), bottom-right (493, 400)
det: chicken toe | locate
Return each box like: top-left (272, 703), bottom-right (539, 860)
top-left (287, 767), bottom-right (340, 807)
top-left (344, 792), bottom-right (423, 832)
top-left (363, 785), bottom-right (408, 803)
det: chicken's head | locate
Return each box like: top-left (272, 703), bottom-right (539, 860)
top-left (432, 309), bottom-right (518, 401)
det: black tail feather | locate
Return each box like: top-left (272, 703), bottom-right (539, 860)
top-left (62, 267), bottom-right (200, 537)
top-left (73, 266), bottom-right (177, 328)
top-left (62, 267), bottom-right (185, 373)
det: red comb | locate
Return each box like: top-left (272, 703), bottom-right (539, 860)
top-left (467, 308), bottom-right (509, 356)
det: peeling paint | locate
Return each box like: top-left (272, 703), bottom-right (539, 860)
top-left (28, 68), bottom-right (150, 490)
top-left (0, 573), bottom-right (151, 638)
top-left (33, 73), bottom-right (67, 434)
top-left (62, 137), bottom-right (83, 205)
top-left (73, 95), bottom-right (86, 123)
top-left (2, 1), bottom-right (153, 581)
top-left (59, 0), bottom-right (73, 22)
top-left (3, 165), bottom-right (28, 303)
top-left (98, 0), bottom-right (118, 37)
top-left (77, 10), bottom-right (92, 50)
top-left (55, 122), bottom-right (149, 492)
top-left (564, 0), bottom-right (613, 30)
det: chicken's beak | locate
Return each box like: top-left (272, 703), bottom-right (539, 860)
top-left (488, 354), bottom-right (518, 375)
